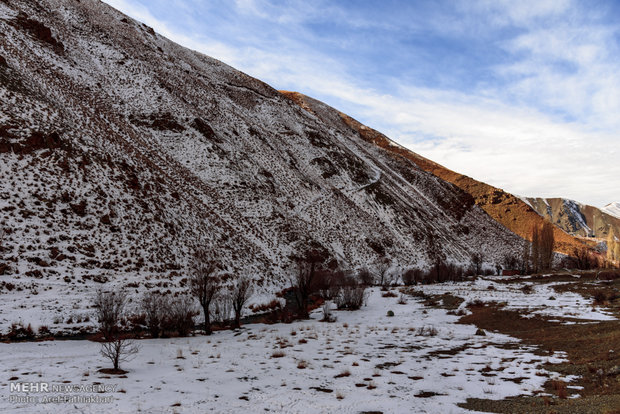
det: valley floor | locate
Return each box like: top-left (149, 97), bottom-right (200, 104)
top-left (1, 277), bottom-right (618, 413)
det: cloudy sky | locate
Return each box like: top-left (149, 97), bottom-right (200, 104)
top-left (103, 0), bottom-right (619, 208)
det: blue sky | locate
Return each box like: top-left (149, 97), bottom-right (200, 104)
top-left (103, 0), bottom-right (620, 207)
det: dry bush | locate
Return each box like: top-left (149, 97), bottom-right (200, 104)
top-left (271, 350), bottom-right (286, 358)
top-left (357, 267), bottom-right (374, 286)
top-left (551, 379), bottom-right (568, 399)
top-left (381, 290), bottom-right (398, 298)
top-left (402, 268), bottom-right (424, 285)
top-left (167, 294), bottom-right (196, 336)
top-left (93, 289), bottom-right (126, 340)
top-left (416, 325), bottom-right (438, 337)
top-left (141, 291), bottom-right (170, 338)
top-left (336, 285), bottom-right (367, 310)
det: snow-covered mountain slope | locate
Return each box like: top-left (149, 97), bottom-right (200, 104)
top-left (0, 0), bottom-right (525, 329)
top-left (280, 92), bottom-right (593, 256)
top-left (521, 197), bottom-right (620, 240)
top-left (603, 202), bottom-right (620, 220)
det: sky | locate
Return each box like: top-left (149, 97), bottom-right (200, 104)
top-left (103, 0), bottom-right (620, 208)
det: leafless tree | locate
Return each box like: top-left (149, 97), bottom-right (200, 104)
top-left (375, 258), bottom-right (392, 287)
top-left (531, 224), bottom-right (540, 273)
top-left (100, 337), bottom-right (139, 371)
top-left (169, 294), bottom-right (196, 336)
top-left (93, 290), bottom-right (127, 341)
top-left (93, 289), bottom-right (139, 371)
top-left (231, 277), bottom-right (253, 329)
top-left (213, 292), bottom-right (232, 325)
top-left (539, 221), bottom-right (555, 271)
top-left (289, 250), bottom-right (325, 318)
top-left (189, 249), bottom-right (220, 335)
top-left (357, 267), bottom-right (374, 286)
top-left (471, 253), bottom-right (484, 275)
top-left (141, 292), bottom-right (169, 338)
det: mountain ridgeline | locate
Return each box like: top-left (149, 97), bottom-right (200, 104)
top-left (0, 0), bottom-right (530, 312)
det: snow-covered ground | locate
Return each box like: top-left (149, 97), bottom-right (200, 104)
top-left (1, 288), bottom-right (577, 413)
top-left (419, 276), bottom-right (616, 323)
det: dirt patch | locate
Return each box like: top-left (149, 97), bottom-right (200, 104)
top-left (458, 303), bottom-right (620, 413)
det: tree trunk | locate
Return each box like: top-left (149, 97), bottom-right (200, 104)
top-left (202, 304), bottom-right (212, 335)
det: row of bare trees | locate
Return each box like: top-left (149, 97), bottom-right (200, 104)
top-left (188, 248), bottom-right (253, 333)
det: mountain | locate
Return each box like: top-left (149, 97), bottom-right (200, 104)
top-left (603, 202), bottom-right (620, 220)
top-left (520, 198), bottom-right (620, 240)
top-left (279, 92), bottom-right (592, 256)
top-left (0, 0), bottom-right (528, 328)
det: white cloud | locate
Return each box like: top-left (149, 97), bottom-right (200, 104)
top-left (102, 0), bottom-right (619, 207)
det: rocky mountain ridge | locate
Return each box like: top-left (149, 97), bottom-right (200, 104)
top-left (0, 0), bottom-right (525, 330)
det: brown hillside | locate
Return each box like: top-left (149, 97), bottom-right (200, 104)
top-left (280, 91), bottom-right (591, 256)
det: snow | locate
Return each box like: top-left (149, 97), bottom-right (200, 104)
top-left (419, 276), bottom-right (616, 322)
top-left (0, 288), bottom-right (576, 413)
top-left (0, 0), bottom-right (524, 331)
top-left (603, 202), bottom-right (620, 219)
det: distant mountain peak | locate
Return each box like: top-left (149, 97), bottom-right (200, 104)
top-left (603, 202), bottom-right (620, 219)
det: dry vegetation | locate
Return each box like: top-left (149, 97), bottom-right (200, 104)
top-left (454, 276), bottom-right (620, 413)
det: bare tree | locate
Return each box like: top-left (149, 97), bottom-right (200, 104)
top-left (520, 239), bottom-right (531, 275)
top-left (169, 294), bottom-right (196, 336)
top-left (92, 289), bottom-right (139, 372)
top-left (93, 290), bottom-right (126, 341)
top-left (531, 224), bottom-right (540, 273)
top-left (189, 249), bottom-right (220, 335)
top-left (375, 258), bottom-right (392, 287)
top-left (357, 267), bottom-right (374, 286)
top-left (213, 292), bottom-right (232, 325)
top-left (231, 277), bottom-right (253, 329)
top-left (100, 337), bottom-right (139, 372)
top-left (471, 253), bottom-right (484, 275)
top-left (289, 250), bottom-right (324, 318)
top-left (141, 292), bottom-right (169, 338)
top-left (539, 221), bottom-right (555, 271)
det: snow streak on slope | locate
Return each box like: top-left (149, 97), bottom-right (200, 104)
top-left (0, 0), bottom-right (522, 331)
top-left (603, 202), bottom-right (620, 219)
top-left (523, 197), bottom-right (620, 239)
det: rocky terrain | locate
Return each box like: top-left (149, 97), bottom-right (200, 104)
top-left (521, 197), bottom-right (620, 240)
top-left (280, 92), bottom-right (595, 257)
top-left (0, 0), bottom-right (528, 330)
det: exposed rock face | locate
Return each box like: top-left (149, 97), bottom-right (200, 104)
top-left (280, 92), bottom-right (593, 256)
top-left (522, 197), bottom-right (620, 240)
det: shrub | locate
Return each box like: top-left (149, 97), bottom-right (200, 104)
top-left (7, 323), bottom-right (35, 341)
top-left (402, 268), bottom-right (424, 285)
top-left (357, 267), bottom-right (374, 286)
top-left (416, 325), bottom-right (438, 336)
top-left (386, 310), bottom-right (394, 317)
top-left (520, 284), bottom-right (534, 294)
top-left (336, 285), bottom-right (367, 310)
top-left (141, 292), bottom-right (170, 338)
top-left (166, 295), bottom-right (196, 337)
top-left (551, 380), bottom-right (568, 399)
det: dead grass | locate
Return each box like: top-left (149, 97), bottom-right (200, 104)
top-left (457, 301), bottom-right (620, 413)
